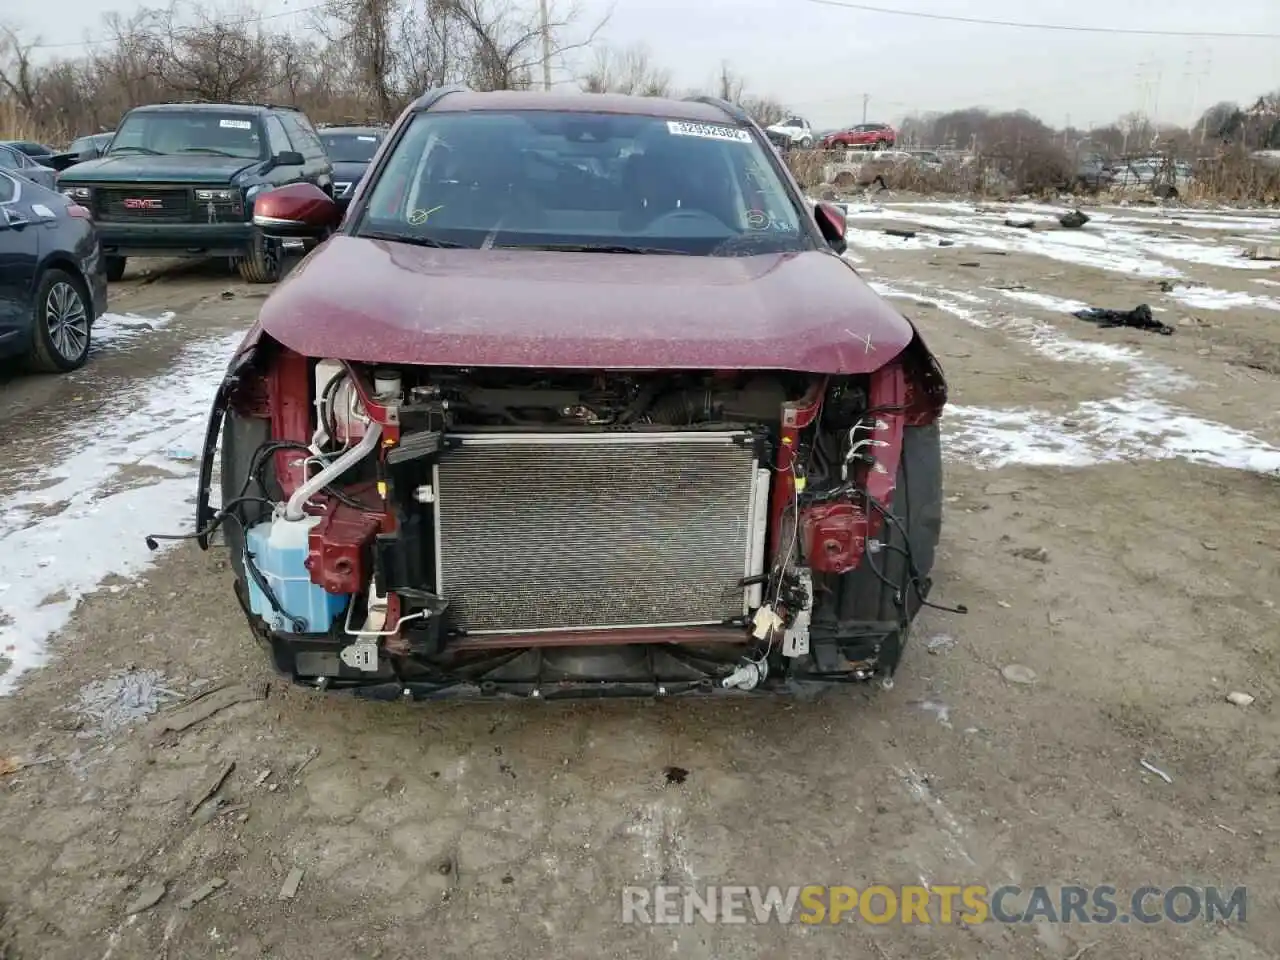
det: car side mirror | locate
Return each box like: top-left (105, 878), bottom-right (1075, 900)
top-left (253, 182), bottom-right (340, 237)
top-left (814, 201), bottom-right (847, 255)
top-left (272, 150), bottom-right (305, 168)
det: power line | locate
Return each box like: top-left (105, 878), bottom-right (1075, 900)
top-left (801, 0), bottom-right (1280, 40)
top-left (23, 3), bottom-right (328, 50)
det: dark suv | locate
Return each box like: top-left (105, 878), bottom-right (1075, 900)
top-left (57, 102), bottom-right (334, 283)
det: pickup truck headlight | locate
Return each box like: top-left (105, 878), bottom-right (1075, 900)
top-left (62, 186), bottom-right (90, 200)
top-left (196, 188), bottom-right (236, 202)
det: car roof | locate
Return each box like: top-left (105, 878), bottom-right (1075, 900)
top-left (419, 89), bottom-right (741, 124)
top-left (126, 102), bottom-right (288, 115)
top-left (319, 126), bottom-right (387, 136)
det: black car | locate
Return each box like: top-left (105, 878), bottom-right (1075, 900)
top-left (0, 171), bottom-right (107, 372)
top-left (1, 140), bottom-right (57, 166)
top-left (49, 132), bottom-right (115, 172)
top-left (57, 102), bottom-right (335, 284)
top-left (317, 125), bottom-right (386, 211)
top-left (0, 144), bottom-right (58, 191)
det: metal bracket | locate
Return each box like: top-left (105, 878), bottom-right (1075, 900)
top-left (781, 569), bottom-right (814, 658)
top-left (339, 641), bottom-right (379, 671)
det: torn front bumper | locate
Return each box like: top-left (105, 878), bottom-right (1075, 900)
top-left (235, 580), bottom-right (902, 702)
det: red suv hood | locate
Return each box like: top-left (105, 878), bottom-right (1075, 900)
top-left (257, 235), bottom-right (915, 373)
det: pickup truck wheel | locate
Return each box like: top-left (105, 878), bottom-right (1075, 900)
top-left (237, 234), bottom-right (281, 284)
top-left (104, 256), bottom-right (127, 282)
top-left (799, 135), bottom-right (813, 148)
top-left (831, 423), bottom-right (943, 665)
top-left (26, 268), bottom-right (93, 373)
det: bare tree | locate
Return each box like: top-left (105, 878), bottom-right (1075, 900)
top-left (714, 61), bottom-right (744, 103)
top-left (445, 0), bottom-right (607, 91)
top-left (581, 42), bottom-right (671, 96)
top-left (0, 27), bottom-right (39, 115)
top-left (148, 5), bottom-right (280, 102)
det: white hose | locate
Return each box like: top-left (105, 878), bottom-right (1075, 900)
top-left (283, 421), bottom-right (383, 521)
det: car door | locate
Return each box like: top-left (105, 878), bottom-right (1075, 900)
top-left (261, 115), bottom-right (301, 190)
top-left (282, 114), bottom-right (335, 193)
top-left (0, 172), bottom-right (39, 349)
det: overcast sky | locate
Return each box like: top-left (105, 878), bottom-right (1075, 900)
top-left (13, 0), bottom-right (1280, 129)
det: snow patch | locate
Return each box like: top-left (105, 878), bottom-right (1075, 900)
top-left (1165, 285), bottom-right (1280, 312)
top-left (994, 289), bottom-right (1092, 314)
top-left (91, 311), bottom-right (175, 351)
top-left (947, 398), bottom-right (1280, 474)
top-left (869, 279), bottom-right (1277, 474)
top-left (0, 329), bottom-right (244, 696)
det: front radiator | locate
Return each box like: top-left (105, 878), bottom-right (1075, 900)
top-left (433, 431), bottom-right (769, 634)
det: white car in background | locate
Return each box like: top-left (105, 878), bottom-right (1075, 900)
top-left (765, 116), bottom-right (815, 148)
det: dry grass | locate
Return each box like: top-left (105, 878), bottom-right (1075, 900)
top-left (1186, 148), bottom-right (1280, 204)
top-left (787, 145), bottom-right (1280, 205)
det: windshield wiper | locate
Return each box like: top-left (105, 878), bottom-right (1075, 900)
top-left (496, 242), bottom-right (690, 255)
top-left (108, 146), bottom-right (163, 156)
top-left (360, 230), bottom-right (469, 249)
top-left (177, 147), bottom-right (240, 157)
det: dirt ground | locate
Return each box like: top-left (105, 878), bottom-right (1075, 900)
top-left (1, 205), bottom-right (1279, 960)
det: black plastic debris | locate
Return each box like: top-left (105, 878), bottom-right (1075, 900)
top-left (1059, 209), bottom-right (1090, 229)
top-left (884, 228), bottom-right (916, 239)
top-left (1072, 304), bottom-right (1174, 336)
top-left (1005, 218), bottom-right (1036, 229)
top-left (663, 765), bottom-right (689, 785)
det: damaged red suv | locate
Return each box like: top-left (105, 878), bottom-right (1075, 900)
top-left (192, 88), bottom-right (948, 700)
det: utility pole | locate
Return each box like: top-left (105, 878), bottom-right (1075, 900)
top-left (539, 0), bottom-right (552, 91)
top-left (861, 93), bottom-right (869, 123)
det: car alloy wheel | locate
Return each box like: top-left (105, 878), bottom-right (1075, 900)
top-left (46, 279), bottom-right (90, 363)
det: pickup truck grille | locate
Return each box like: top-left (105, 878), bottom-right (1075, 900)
top-left (94, 187), bottom-right (194, 223)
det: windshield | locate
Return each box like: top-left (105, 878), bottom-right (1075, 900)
top-left (357, 110), bottom-right (810, 256)
top-left (72, 134), bottom-right (110, 152)
top-left (108, 111), bottom-right (265, 159)
top-left (320, 132), bottom-right (383, 163)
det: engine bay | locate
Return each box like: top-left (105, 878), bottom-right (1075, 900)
top-left (190, 347), bottom-right (948, 697)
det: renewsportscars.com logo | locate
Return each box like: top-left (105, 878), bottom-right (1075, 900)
top-left (620, 885), bottom-right (1247, 925)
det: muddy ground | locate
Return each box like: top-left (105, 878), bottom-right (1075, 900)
top-left (1, 205), bottom-right (1279, 959)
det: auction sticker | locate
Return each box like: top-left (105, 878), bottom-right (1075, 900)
top-left (666, 120), bottom-right (751, 143)
top-left (220, 119), bottom-right (253, 130)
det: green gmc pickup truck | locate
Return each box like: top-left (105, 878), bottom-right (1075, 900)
top-left (58, 101), bottom-right (335, 283)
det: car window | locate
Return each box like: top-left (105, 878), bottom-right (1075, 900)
top-left (264, 116), bottom-right (294, 156)
top-left (110, 110), bottom-right (265, 159)
top-left (358, 110), bottom-right (810, 257)
top-left (281, 114), bottom-right (327, 162)
top-left (784, 117), bottom-right (805, 128)
top-left (0, 172), bottom-right (14, 203)
top-left (0, 145), bottom-right (25, 170)
top-left (319, 132), bottom-right (383, 162)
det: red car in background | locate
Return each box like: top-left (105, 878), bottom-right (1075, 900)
top-left (821, 123), bottom-right (897, 150)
